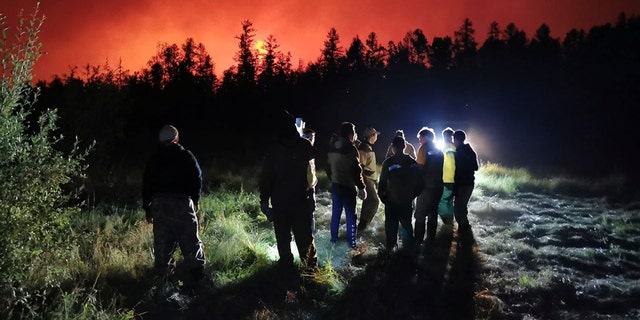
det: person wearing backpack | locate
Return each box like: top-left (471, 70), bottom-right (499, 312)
top-left (378, 136), bottom-right (424, 253)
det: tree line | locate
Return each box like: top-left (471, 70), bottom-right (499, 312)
top-left (30, 13), bottom-right (640, 202)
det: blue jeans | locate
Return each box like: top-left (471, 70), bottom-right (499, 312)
top-left (330, 183), bottom-right (358, 248)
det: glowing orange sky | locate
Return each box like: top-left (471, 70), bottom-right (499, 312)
top-left (3, 0), bottom-right (640, 82)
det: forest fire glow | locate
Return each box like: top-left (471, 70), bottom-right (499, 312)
top-left (2, 0), bottom-right (639, 81)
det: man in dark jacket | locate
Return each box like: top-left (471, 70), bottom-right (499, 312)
top-left (453, 130), bottom-right (479, 231)
top-left (414, 126), bottom-right (444, 244)
top-left (142, 125), bottom-right (205, 283)
top-left (378, 136), bottom-right (424, 252)
top-left (327, 122), bottom-right (366, 249)
top-left (259, 118), bottom-right (318, 270)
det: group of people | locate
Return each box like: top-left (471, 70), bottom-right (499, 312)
top-left (140, 119), bottom-right (478, 285)
top-left (326, 123), bottom-right (479, 254)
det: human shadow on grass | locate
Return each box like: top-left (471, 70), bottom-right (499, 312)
top-left (134, 262), bottom-right (334, 320)
top-left (131, 227), bottom-right (482, 319)
top-left (326, 225), bottom-right (482, 319)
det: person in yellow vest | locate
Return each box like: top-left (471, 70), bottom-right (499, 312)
top-left (438, 127), bottom-right (455, 224)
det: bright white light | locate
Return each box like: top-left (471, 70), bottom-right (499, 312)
top-left (435, 139), bottom-right (444, 150)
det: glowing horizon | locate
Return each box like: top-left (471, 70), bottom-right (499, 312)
top-left (2, 0), bottom-right (639, 82)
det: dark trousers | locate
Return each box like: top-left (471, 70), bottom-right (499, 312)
top-left (414, 187), bottom-right (444, 243)
top-left (151, 194), bottom-right (205, 276)
top-left (384, 201), bottom-right (414, 250)
top-left (358, 178), bottom-right (380, 230)
top-left (273, 206), bottom-right (318, 268)
top-left (454, 184), bottom-right (474, 227)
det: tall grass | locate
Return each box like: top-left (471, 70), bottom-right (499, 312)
top-left (199, 188), bottom-right (275, 283)
top-left (475, 162), bottom-right (625, 200)
top-left (7, 160), bottom-right (625, 318)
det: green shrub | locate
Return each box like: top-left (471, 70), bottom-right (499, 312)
top-left (0, 5), bottom-right (90, 285)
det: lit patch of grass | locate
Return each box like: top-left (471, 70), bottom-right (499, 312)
top-left (476, 162), bottom-right (535, 194)
top-left (200, 187), bottom-right (264, 220)
top-left (517, 269), bottom-right (554, 289)
top-left (24, 208), bottom-right (151, 287)
top-left (476, 162), bottom-right (624, 199)
top-left (302, 258), bottom-right (346, 296)
top-left (614, 222), bottom-right (639, 234)
top-left (599, 212), bottom-right (639, 235)
top-left (79, 210), bottom-right (152, 279)
top-left (199, 190), bottom-right (275, 284)
top-left (517, 274), bottom-right (536, 288)
top-left (203, 212), bottom-right (274, 284)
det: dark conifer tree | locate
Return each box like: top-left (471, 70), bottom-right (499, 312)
top-left (234, 20), bottom-right (258, 89)
top-left (562, 28), bottom-right (587, 64)
top-left (364, 32), bottom-right (387, 72)
top-left (504, 23), bottom-right (528, 67)
top-left (345, 35), bottom-right (367, 73)
top-left (453, 18), bottom-right (478, 70)
top-left (478, 21), bottom-right (507, 69)
top-left (406, 29), bottom-right (429, 67)
top-left (428, 36), bottom-right (453, 71)
top-left (319, 27), bottom-right (345, 78)
top-left (257, 34), bottom-right (280, 92)
top-left (529, 24), bottom-right (561, 65)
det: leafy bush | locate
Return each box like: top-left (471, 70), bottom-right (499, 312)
top-left (0, 5), bottom-right (89, 285)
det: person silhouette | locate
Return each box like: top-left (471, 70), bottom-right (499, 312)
top-left (452, 130), bottom-right (479, 232)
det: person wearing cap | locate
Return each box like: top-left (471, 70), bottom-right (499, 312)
top-left (327, 122), bottom-right (367, 249)
top-left (378, 136), bottom-right (424, 252)
top-left (259, 116), bottom-right (318, 271)
top-left (142, 125), bottom-right (205, 287)
top-left (414, 126), bottom-right (444, 245)
top-left (357, 126), bottom-right (381, 232)
top-left (385, 130), bottom-right (417, 160)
